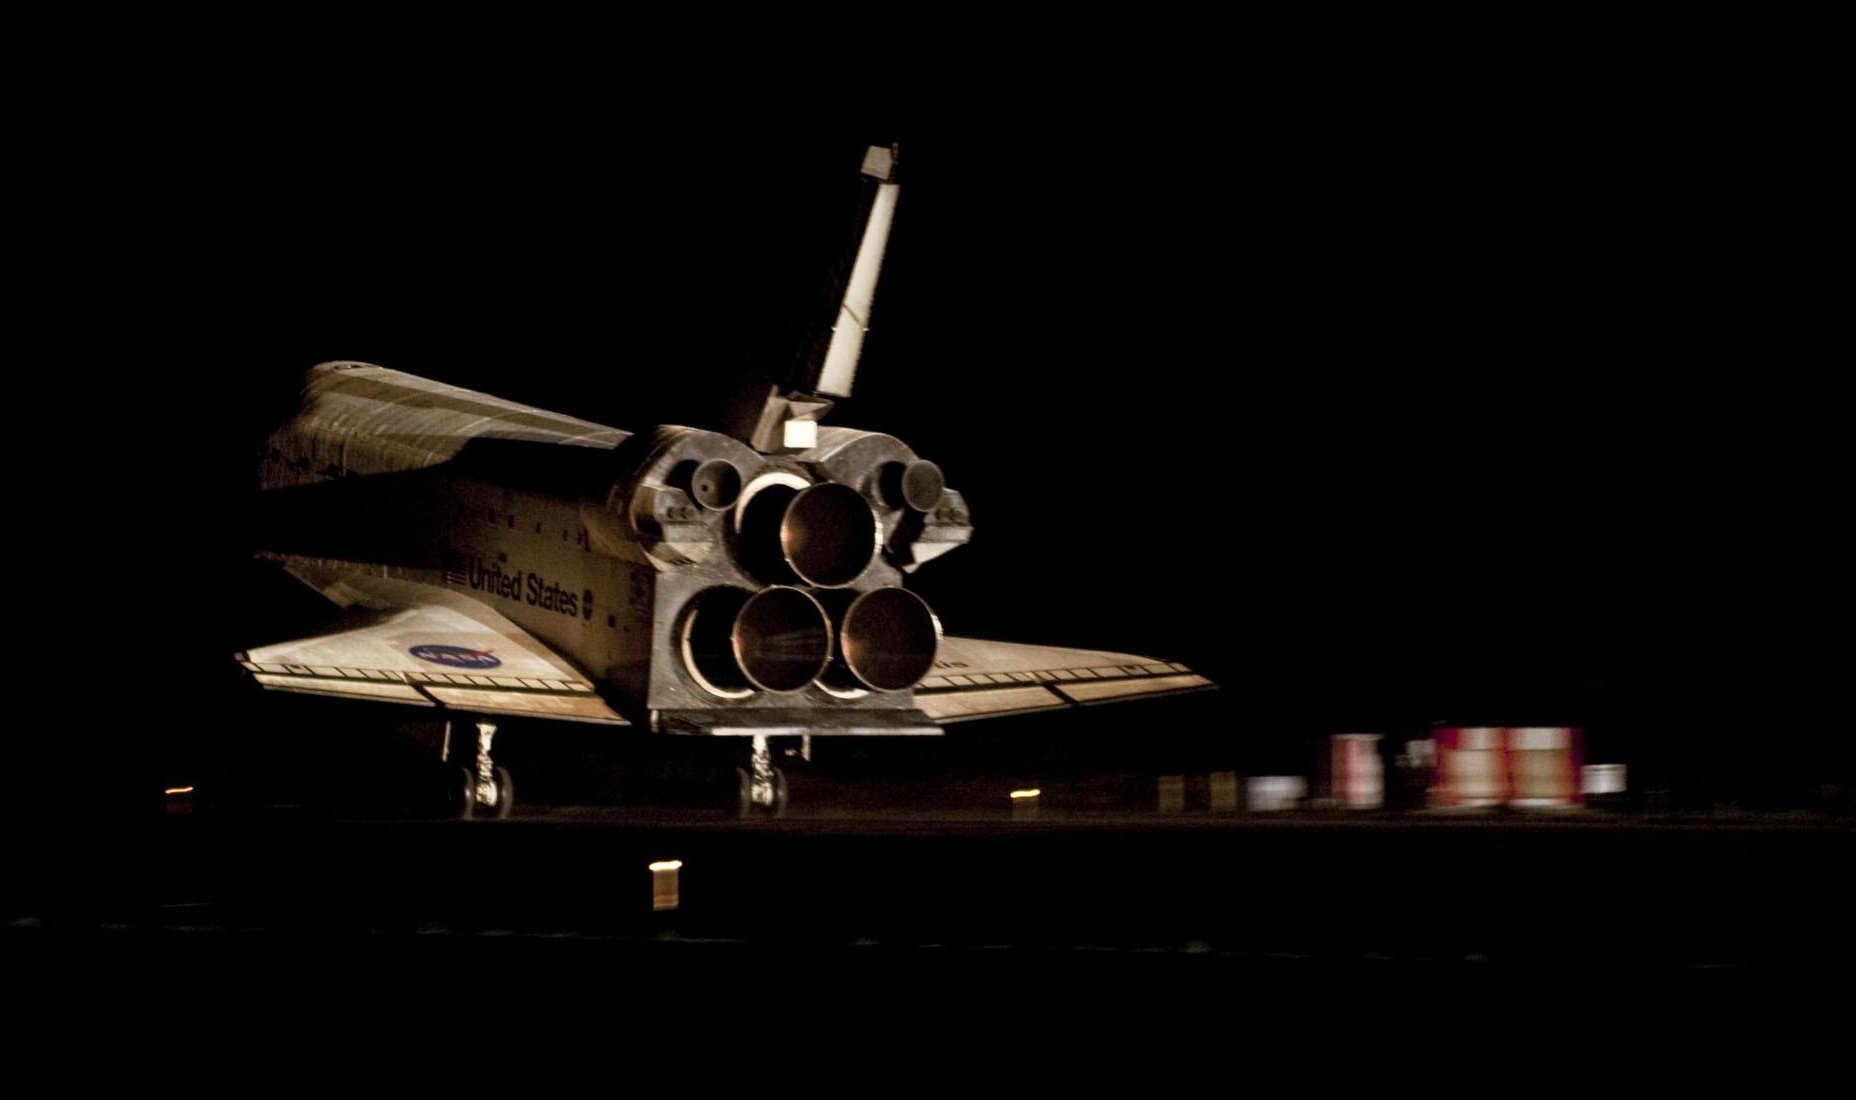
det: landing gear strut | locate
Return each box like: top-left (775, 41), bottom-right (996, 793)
top-left (442, 719), bottom-right (514, 819)
top-left (735, 734), bottom-right (788, 818)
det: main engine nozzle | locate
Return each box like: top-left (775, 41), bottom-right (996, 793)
top-left (681, 585), bottom-right (832, 696)
top-left (828, 586), bottom-right (942, 692)
top-left (735, 479), bottom-right (878, 588)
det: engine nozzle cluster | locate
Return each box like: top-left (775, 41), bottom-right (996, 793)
top-left (608, 427), bottom-right (963, 704)
top-left (680, 581), bottom-right (941, 697)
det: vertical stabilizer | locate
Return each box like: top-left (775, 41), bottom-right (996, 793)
top-left (814, 143), bottom-right (900, 399)
top-left (745, 142), bottom-right (900, 453)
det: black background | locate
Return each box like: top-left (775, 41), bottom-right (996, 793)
top-left (12, 16), bottom-right (1844, 807)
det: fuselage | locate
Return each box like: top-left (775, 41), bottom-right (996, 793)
top-left (257, 361), bottom-right (970, 733)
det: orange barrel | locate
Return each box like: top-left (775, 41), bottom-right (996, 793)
top-left (1433, 727), bottom-right (1508, 807)
top-left (1507, 727), bottom-right (1582, 807)
top-left (1330, 734), bottom-right (1385, 808)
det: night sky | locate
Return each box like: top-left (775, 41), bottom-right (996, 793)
top-left (16, 20), bottom-right (1843, 805)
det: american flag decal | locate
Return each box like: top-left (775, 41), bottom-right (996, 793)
top-left (443, 556), bottom-right (469, 587)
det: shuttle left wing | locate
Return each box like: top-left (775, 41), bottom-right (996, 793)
top-left (236, 564), bottom-right (626, 724)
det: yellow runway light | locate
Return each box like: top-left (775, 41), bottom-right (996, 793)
top-left (650, 860), bottom-right (682, 911)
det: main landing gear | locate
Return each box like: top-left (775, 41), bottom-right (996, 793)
top-left (735, 734), bottom-right (789, 818)
top-left (442, 718), bottom-right (514, 819)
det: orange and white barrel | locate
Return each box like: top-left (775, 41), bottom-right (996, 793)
top-left (1507, 727), bottom-right (1582, 807)
top-left (1331, 734), bottom-right (1385, 808)
top-left (1434, 727), bottom-right (1508, 807)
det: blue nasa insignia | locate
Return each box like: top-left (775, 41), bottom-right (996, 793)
top-left (410, 644), bottom-right (502, 670)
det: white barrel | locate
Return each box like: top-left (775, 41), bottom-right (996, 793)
top-left (1246, 776), bottom-right (1307, 812)
top-left (1582, 762), bottom-right (1627, 797)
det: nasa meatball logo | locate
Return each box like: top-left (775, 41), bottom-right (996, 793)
top-left (409, 645), bottom-right (502, 670)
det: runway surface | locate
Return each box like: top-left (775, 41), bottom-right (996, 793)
top-left (11, 764), bottom-right (1852, 1074)
top-left (16, 791), bottom-right (1852, 966)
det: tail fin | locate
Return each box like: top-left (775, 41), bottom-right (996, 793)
top-left (744, 142), bottom-right (901, 453)
top-left (814, 142), bottom-right (900, 399)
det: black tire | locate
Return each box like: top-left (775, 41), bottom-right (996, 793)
top-left (734, 766), bottom-right (754, 818)
top-left (492, 765), bottom-right (515, 819)
top-left (732, 766), bottom-right (789, 817)
top-left (770, 767), bottom-right (789, 818)
top-left (451, 764), bottom-right (477, 819)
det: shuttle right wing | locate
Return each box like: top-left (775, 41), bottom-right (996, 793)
top-left (912, 636), bottom-right (1213, 723)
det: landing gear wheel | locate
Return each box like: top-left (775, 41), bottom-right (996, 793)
top-left (735, 767), bottom-right (753, 818)
top-left (734, 766), bottom-right (790, 818)
top-left (491, 765), bottom-right (515, 819)
top-left (770, 767), bottom-right (789, 817)
top-left (445, 763), bottom-right (475, 819)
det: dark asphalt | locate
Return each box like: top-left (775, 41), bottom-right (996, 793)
top-left (11, 795), bottom-right (1850, 1081)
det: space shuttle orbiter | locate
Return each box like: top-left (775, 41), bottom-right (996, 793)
top-left (236, 142), bottom-right (1214, 816)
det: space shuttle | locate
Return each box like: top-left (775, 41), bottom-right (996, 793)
top-left (236, 143), bottom-right (1213, 816)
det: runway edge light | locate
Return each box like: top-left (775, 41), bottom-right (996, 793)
top-left (650, 860), bottom-right (683, 912)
